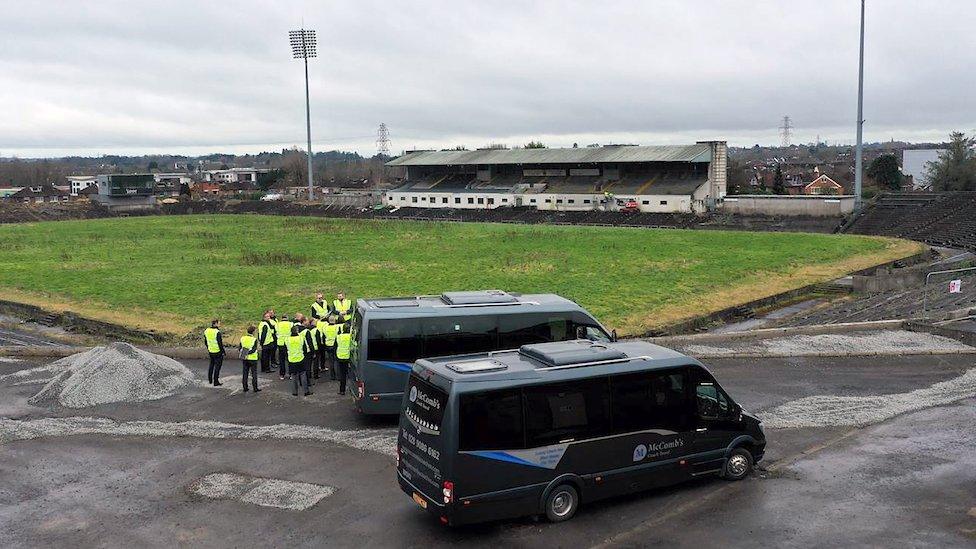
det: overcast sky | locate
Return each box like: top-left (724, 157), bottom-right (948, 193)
top-left (1, 1), bottom-right (974, 158)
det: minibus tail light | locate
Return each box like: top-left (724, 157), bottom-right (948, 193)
top-left (356, 381), bottom-right (365, 399)
top-left (442, 480), bottom-right (454, 504)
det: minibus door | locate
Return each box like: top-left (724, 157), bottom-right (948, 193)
top-left (691, 380), bottom-right (739, 476)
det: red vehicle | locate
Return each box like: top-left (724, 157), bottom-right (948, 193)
top-left (620, 199), bottom-right (639, 213)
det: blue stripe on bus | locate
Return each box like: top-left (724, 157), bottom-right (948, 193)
top-left (468, 451), bottom-right (545, 468)
top-left (374, 361), bottom-right (413, 372)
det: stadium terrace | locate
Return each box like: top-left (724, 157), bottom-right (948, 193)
top-left (384, 142), bottom-right (728, 214)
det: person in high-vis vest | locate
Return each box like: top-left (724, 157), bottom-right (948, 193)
top-left (322, 315), bottom-right (340, 381)
top-left (331, 291), bottom-right (353, 324)
top-left (275, 314), bottom-right (293, 380)
top-left (203, 319), bottom-right (225, 386)
top-left (314, 315), bottom-right (328, 379)
top-left (286, 325), bottom-right (312, 397)
top-left (258, 311), bottom-right (276, 373)
top-left (335, 324), bottom-right (352, 395)
top-left (311, 293), bottom-right (328, 321)
top-left (239, 325), bottom-right (261, 393)
top-left (304, 317), bottom-right (321, 382)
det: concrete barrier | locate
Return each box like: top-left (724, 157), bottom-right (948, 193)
top-left (720, 195), bottom-right (855, 217)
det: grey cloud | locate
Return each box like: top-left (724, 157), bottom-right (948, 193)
top-left (0, 0), bottom-right (974, 157)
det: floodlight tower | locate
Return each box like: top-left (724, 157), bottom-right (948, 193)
top-left (853, 0), bottom-right (866, 212)
top-left (289, 28), bottom-right (317, 199)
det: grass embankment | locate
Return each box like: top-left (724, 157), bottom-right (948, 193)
top-left (0, 215), bottom-right (922, 340)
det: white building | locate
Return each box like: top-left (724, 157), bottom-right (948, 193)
top-left (384, 142), bottom-right (728, 214)
top-left (203, 168), bottom-right (271, 184)
top-left (903, 149), bottom-right (946, 190)
top-left (65, 175), bottom-right (97, 197)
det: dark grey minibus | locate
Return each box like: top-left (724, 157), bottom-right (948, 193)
top-left (347, 291), bottom-right (612, 415)
top-left (396, 339), bottom-right (765, 525)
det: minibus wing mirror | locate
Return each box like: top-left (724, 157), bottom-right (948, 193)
top-left (611, 329), bottom-right (618, 342)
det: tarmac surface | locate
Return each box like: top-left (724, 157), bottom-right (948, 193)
top-left (1, 342), bottom-right (975, 547)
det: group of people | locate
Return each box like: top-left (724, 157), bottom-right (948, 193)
top-left (203, 291), bottom-right (355, 397)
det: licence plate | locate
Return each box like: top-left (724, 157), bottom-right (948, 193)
top-left (412, 492), bottom-right (428, 509)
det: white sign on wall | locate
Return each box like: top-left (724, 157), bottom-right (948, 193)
top-left (948, 279), bottom-right (962, 294)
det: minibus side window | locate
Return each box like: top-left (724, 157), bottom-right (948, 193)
top-left (610, 370), bottom-right (690, 434)
top-left (498, 314), bottom-right (572, 348)
top-left (422, 315), bottom-right (498, 358)
top-left (367, 319), bottom-right (422, 362)
top-left (695, 383), bottom-right (732, 419)
top-left (459, 389), bottom-right (524, 451)
top-left (524, 378), bottom-right (610, 447)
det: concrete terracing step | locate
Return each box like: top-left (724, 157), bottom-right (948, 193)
top-left (35, 313), bottom-right (60, 327)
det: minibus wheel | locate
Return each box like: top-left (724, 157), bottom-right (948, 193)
top-left (544, 484), bottom-right (579, 522)
top-left (723, 448), bottom-right (753, 481)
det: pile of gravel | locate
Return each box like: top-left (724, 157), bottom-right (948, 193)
top-left (759, 367), bottom-right (976, 428)
top-left (28, 343), bottom-right (194, 408)
top-left (681, 330), bottom-right (974, 358)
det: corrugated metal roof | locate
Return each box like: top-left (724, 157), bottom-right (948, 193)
top-left (386, 144), bottom-right (712, 167)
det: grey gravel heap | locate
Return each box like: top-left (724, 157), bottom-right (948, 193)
top-left (28, 342), bottom-right (194, 408)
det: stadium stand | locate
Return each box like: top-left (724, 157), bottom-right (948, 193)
top-left (846, 192), bottom-right (976, 252)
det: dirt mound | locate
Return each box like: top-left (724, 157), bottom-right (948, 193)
top-left (28, 342), bottom-right (194, 408)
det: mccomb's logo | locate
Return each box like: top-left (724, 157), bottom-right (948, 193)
top-left (410, 386), bottom-right (441, 410)
top-left (633, 438), bottom-right (685, 462)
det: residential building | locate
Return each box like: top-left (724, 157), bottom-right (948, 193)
top-left (803, 173), bottom-right (844, 195)
top-left (66, 175), bottom-right (97, 197)
top-left (7, 185), bottom-right (70, 204)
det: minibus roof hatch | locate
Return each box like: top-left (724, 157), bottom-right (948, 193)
top-left (446, 358), bottom-right (509, 374)
top-left (441, 290), bottom-right (518, 305)
top-left (520, 340), bottom-right (628, 368)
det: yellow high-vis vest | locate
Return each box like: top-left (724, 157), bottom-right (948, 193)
top-left (333, 298), bottom-right (352, 321)
top-left (305, 328), bottom-right (319, 351)
top-left (323, 322), bottom-right (339, 347)
top-left (336, 331), bottom-right (351, 360)
top-left (286, 334), bottom-right (306, 363)
top-left (204, 327), bottom-right (221, 353)
top-left (312, 301), bottom-right (327, 318)
top-left (240, 334), bottom-right (259, 360)
top-left (275, 320), bottom-right (293, 346)
top-left (259, 320), bottom-right (275, 345)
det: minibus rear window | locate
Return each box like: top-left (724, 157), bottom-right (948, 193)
top-left (405, 375), bottom-right (447, 435)
top-left (459, 389), bottom-right (524, 451)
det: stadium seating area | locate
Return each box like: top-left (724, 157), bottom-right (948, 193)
top-left (391, 164), bottom-right (707, 196)
top-left (847, 192), bottom-right (976, 251)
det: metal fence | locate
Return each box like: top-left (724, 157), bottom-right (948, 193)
top-left (921, 266), bottom-right (976, 321)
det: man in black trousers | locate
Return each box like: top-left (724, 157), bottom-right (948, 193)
top-left (258, 310), bottom-right (276, 373)
top-left (203, 318), bottom-right (225, 386)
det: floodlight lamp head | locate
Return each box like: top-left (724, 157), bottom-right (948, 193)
top-left (288, 29), bottom-right (317, 59)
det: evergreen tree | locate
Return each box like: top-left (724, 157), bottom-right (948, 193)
top-left (866, 154), bottom-right (902, 190)
top-left (772, 165), bottom-right (785, 195)
top-left (925, 131), bottom-right (976, 191)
